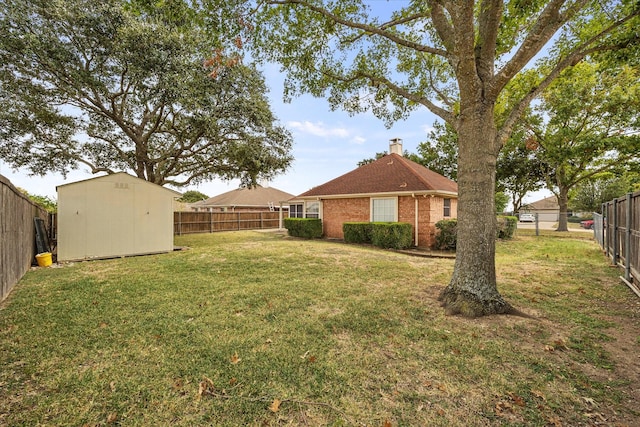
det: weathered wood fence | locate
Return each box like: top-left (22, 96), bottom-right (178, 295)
top-left (0, 174), bottom-right (51, 301)
top-left (595, 191), bottom-right (640, 297)
top-left (174, 211), bottom-right (281, 235)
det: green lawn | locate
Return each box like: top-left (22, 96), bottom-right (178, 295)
top-left (1, 230), bottom-right (638, 426)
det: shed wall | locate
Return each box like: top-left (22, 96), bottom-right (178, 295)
top-left (58, 174), bottom-right (175, 261)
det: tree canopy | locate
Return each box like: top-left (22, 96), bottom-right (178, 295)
top-left (247, 1), bottom-right (640, 317)
top-left (0, 0), bottom-right (293, 187)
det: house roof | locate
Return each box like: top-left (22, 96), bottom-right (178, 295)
top-left (526, 195), bottom-right (559, 211)
top-left (56, 172), bottom-right (182, 196)
top-left (296, 153), bottom-right (458, 198)
top-left (193, 185), bottom-right (295, 208)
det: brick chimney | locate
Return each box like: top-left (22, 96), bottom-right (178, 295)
top-left (389, 138), bottom-right (403, 156)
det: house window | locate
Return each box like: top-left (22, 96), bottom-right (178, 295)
top-left (371, 197), bottom-right (397, 222)
top-left (443, 199), bottom-right (451, 217)
top-left (289, 202), bottom-right (319, 218)
top-left (305, 201), bottom-right (320, 219)
top-left (289, 204), bottom-right (304, 218)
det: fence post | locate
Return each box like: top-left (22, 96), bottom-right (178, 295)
top-left (237, 212), bottom-right (241, 231)
top-left (612, 198), bottom-right (619, 266)
top-left (625, 193), bottom-right (632, 282)
top-left (178, 211), bottom-right (182, 236)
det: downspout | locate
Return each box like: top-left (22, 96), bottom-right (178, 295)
top-left (412, 193), bottom-right (419, 246)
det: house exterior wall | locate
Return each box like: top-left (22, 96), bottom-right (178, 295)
top-left (57, 173), bottom-right (176, 261)
top-left (319, 195), bottom-right (458, 248)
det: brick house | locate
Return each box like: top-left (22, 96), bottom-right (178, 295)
top-left (289, 139), bottom-right (458, 248)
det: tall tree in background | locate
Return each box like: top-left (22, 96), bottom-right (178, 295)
top-left (569, 173), bottom-right (637, 214)
top-left (0, 0), bottom-right (293, 187)
top-left (249, 1), bottom-right (639, 317)
top-left (527, 60), bottom-right (640, 231)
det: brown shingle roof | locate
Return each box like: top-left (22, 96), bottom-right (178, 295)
top-left (194, 185), bottom-right (295, 207)
top-left (297, 153), bottom-right (457, 197)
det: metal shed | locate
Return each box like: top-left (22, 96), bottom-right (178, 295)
top-left (57, 172), bottom-right (181, 261)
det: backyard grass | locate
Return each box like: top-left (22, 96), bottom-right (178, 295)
top-left (1, 229), bottom-right (638, 426)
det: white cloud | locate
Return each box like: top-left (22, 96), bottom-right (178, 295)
top-left (287, 121), bottom-right (350, 138)
top-left (350, 136), bottom-right (366, 145)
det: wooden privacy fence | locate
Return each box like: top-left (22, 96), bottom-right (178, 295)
top-left (597, 191), bottom-right (640, 297)
top-left (0, 174), bottom-right (51, 301)
top-left (174, 211), bottom-right (281, 235)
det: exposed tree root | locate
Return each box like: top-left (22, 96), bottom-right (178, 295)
top-left (438, 287), bottom-right (534, 319)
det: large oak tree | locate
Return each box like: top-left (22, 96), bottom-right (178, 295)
top-left (246, 1), bottom-right (639, 316)
top-left (0, 0), bottom-right (293, 187)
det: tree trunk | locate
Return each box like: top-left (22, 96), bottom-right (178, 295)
top-left (439, 106), bottom-right (516, 317)
top-left (556, 187), bottom-right (570, 231)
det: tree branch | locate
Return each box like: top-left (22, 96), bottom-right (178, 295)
top-left (266, 0), bottom-right (450, 58)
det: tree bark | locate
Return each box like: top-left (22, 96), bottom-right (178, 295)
top-left (556, 187), bottom-right (570, 231)
top-left (438, 104), bottom-right (516, 317)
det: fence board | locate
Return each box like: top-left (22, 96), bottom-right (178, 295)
top-left (174, 211), bottom-right (281, 235)
top-left (1, 174), bottom-right (51, 301)
top-left (598, 191), bottom-right (640, 293)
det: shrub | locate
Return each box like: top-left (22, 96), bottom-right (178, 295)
top-left (343, 222), bottom-right (374, 244)
top-left (370, 222), bottom-right (413, 249)
top-left (284, 218), bottom-right (323, 239)
top-left (496, 216), bottom-right (518, 239)
top-left (435, 219), bottom-right (457, 250)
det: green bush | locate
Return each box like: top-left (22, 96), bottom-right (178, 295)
top-left (370, 222), bottom-right (413, 249)
top-left (435, 219), bottom-right (457, 250)
top-left (284, 218), bottom-right (323, 239)
top-left (343, 222), bottom-right (374, 244)
top-left (496, 216), bottom-right (518, 239)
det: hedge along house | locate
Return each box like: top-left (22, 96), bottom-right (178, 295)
top-left (289, 139), bottom-right (458, 248)
top-left (57, 172), bottom-right (181, 261)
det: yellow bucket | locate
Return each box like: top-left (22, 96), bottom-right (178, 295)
top-left (35, 252), bottom-right (53, 267)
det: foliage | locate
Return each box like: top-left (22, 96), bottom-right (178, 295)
top-left (496, 216), bottom-right (518, 239)
top-left (17, 188), bottom-right (57, 213)
top-left (527, 60), bottom-right (640, 230)
top-left (0, 0), bottom-right (293, 187)
top-left (343, 222), bottom-right (412, 249)
top-left (284, 217), bottom-right (322, 239)
top-left (435, 219), bottom-right (457, 251)
top-left (495, 192), bottom-right (510, 214)
top-left (569, 173), bottom-right (636, 213)
top-left (415, 122), bottom-right (458, 180)
top-left (178, 190), bottom-right (209, 203)
top-left (370, 222), bottom-right (413, 250)
top-left (356, 152), bottom-right (387, 167)
top-left (342, 222), bottom-right (373, 244)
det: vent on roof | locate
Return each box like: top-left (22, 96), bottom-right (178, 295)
top-left (389, 138), bottom-right (403, 156)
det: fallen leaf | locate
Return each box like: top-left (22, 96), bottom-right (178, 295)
top-left (383, 419), bottom-right (392, 427)
top-left (99, 322), bottom-right (108, 328)
top-left (109, 381), bottom-right (116, 392)
top-left (451, 348), bottom-right (461, 355)
top-left (229, 377), bottom-right (237, 386)
top-left (307, 355), bottom-right (317, 363)
top-left (230, 352), bottom-right (241, 364)
top-left (106, 412), bottom-right (118, 423)
top-left (544, 345), bottom-right (555, 352)
top-left (581, 396), bottom-right (597, 406)
top-left (508, 392), bottom-right (526, 407)
top-left (531, 389), bottom-right (546, 400)
top-left (198, 376), bottom-right (215, 399)
top-left (269, 399), bottom-right (281, 412)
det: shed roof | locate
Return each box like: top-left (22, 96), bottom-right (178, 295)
top-left (297, 153), bottom-right (457, 198)
top-left (56, 172), bottom-right (182, 196)
top-left (526, 195), bottom-right (559, 210)
top-left (193, 185), bottom-right (295, 208)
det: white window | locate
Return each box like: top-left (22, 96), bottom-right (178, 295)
top-left (371, 197), bottom-right (397, 222)
top-left (305, 201), bottom-right (320, 219)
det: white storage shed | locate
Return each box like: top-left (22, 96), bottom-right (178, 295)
top-left (57, 172), bottom-right (181, 261)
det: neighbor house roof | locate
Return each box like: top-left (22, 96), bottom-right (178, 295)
top-left (525, 195), bottom-right (559, 211)
top-left (192, 185), bottom-right (295, 208)
top-left (296, 153), bottom-right (458, 198)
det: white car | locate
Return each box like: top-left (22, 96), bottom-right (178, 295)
top-left (519, 213), bottom-right (536, 222)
